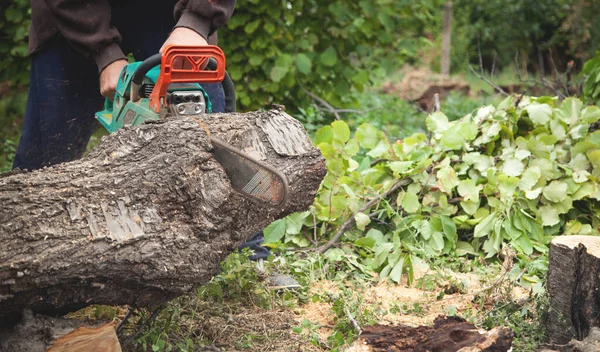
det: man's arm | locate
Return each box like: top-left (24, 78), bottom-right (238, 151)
top-left (173, 0), bottom-right (237, 42)
top-left (42, 0), bottom-right (126, 73)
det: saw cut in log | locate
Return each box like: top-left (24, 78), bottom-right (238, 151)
top-left (0, 109), bottom-right (326, 327)
top-left (547, 235), bottom-right (600, 344)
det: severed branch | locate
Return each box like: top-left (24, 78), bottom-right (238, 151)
top-left (316, 179), bottom-right (411, 254)
top-left (345, 307), bottom-right (362, 335)
top-left (469, 37), bottom-right (508, 96)
top-left (468, 59), bottom-right (509, 97)
top-left (299, 85), bottom-right (365, 120)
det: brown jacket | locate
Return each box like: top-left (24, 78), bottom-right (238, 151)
top-left (29, 0), bottom-right (236, 73)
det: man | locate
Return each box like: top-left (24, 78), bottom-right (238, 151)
top-left (13, 0), bottom-right (299, 291)
top-left (13, 0), bottom-right (234, 170)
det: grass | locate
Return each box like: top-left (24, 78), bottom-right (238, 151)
top-left (70, 248), bottom-right (550, 351)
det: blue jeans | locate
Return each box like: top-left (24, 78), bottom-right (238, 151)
top-left (12, 0), bottom-right (269, 260)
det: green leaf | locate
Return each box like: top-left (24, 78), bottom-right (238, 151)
top-left (332, 120), bottom-right (350, 142)
top-left (366, 139), bottom-right (390, 158)
top-left (428, 232), bottom-right (445, 251)
top-left (526, 103), bottom-right (552, 125)
top-left (519, 166), bottom-right (542, 191)
top-left (374, 243), bottom-right (394, 268)
top-left (356, 123), bottom-right (379, 149)
top-left (344, 138), bottom-right (360, 156)
top-left (286, 212), bottom-right (308, 235)
top-left (474, 213), bottom-right (496, 238)
top-left (401, 192), bottom-right (420, 214)
top-left (426, 112), bottom-right (449, 134)
top-left (543, 180), bottom-right (568, 202)
top-left (354, 212), bottom-right (371, 231)
top-left (515, 235), bottom-right (534, 255)
top-left (263, 219), bottom-right (287, 244)
top-left (460, 200), bottom-right (480, 215)
top-left (456, 241), bottom-right (476, 256)
top-left (355, 237), bottom-right (376, 249)
top-left (315, 126), bottom-right (333, 144)
top-left (295, 53), bottom-right (312, 74)
top-left (321, 47), bottom-right (338, 66)
top-left (437, 167), bottom-right (459, 194)
top-left (366, 229), bottom-right (385, 245)
top-left (539, 205), bottom-right (560, 226)
top-left (587, 150), bottom-right (600, 168)
top-left (441, 127), bottom-right (465, 150)
top-left (440, 215), bottom-right (457, 241)
top-left (244, 19), bottom-right (261, 34)
top-left (457, 179), bottom-right (480, 202)
top-left (560, 97), bottom-right (583, 125)
top-left (582, 106), bottom-right (600, 124)
top-left (389, 256), bottom-right (405, 283)
top-left (388, 161), bottom-right (413, 175)
top-left (325, 248), bottom-right (345, 262)
top-left (269, 66), bottom-right (288, 82)
top-left (502, 158), bottom-right (525, 177)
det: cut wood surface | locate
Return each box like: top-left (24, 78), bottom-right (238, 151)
top-left (0, 309), bottom-right (119, 352)
top-left (547, 235), bottom-right (600, 344)
top-left (0, 109), bottom-right (326, 326)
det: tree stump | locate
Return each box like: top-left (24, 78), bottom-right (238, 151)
top-left (0, 109), bottom-right (326, 327)
top-left (547, 235), bottom-right (600, 344)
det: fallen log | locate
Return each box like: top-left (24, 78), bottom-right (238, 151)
top-left (347, 315), bottom-right (513, 352)
top-left (0, 109), bottom-right (326, 327)
top-left (547, 235), bottom-right (600, 344)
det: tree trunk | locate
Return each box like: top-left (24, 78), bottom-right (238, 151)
top-left (441, 1), bottom-right (452, 77)
top-left (547, 235), bottom-right (600, 344)
top-left (0, 109), bottom-right (326, 326)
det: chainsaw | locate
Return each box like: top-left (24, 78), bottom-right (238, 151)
top-left (95, 45), bottom-right (288, 208)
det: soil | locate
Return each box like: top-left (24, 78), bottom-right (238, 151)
top-left (379, 65), bottom-right (471, 112)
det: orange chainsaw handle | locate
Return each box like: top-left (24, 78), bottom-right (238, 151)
top-left (129, 45), bottom-right (226, 113)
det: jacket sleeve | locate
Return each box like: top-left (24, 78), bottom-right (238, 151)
top-left (174, 0), bottom-right (237, 41)
top-left (42, 0), bottom-right (127, 73)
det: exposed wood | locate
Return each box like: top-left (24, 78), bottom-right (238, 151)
top-left (46, 322), bottom-right (121, 352)
top-left (0, 309), bottom-right (117, 352)
top-left (0, 109), bottom-right (326, 327)
top-left (347, 315), bottom-right (513, 352)
top-left (441, 1), bottom-right (452, 77)
top-left (547, 235), bottom-right (600, 344)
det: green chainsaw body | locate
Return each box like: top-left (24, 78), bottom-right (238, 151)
top-left (95, 63), bottom-right (212, 133)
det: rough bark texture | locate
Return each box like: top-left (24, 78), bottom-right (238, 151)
top-left (0, 109), bottom-right (326, 326)
top-left (547, 235), bottom-right (600, 344)
top-left (347, 315), bottom-right (513, 352)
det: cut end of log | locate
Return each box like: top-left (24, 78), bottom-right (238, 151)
top-left (46, 323), bottom-right (122, 352)
top-left (550, 235), bottom-right (600, 257)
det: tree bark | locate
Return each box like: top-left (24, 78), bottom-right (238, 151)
top-left (547, 235), bottom-right (600, 344)
top-left (348, 315), bottom-right (513, 352)
top-left (0, 109), bottom-right (326, 326)
top-left (441, 1), bottom-right (452, 77)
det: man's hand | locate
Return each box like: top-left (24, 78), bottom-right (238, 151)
top-left (160, 28), bottom-right (210, 70)
top-left (160, 27), bottom-right (208, 53)
top-left (99, 59), bottom-right (128, 100)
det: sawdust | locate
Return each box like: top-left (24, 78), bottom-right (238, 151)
top-left (289, 265), bottom-right (529, 350)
